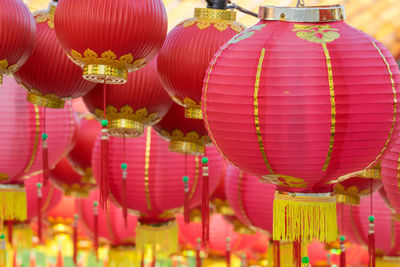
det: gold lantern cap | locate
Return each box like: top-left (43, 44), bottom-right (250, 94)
top-left (258, 5), bottom-right (345, 23)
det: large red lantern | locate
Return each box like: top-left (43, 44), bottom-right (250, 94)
top-left (157, 6), bottom-right (245, 119)
top-left (91, 127), bottom-right (223, 255)
top-left (54, 0), bottom-right (167, 84)
top-left (0, 0), bottom-right (35, 84)
top-left (154, 102), bottom-right (210, 155)
top-left (14, 2), bottom-right (96, 109)
top-left (202, 5), bottom-right (400, 243)
top-left (83, 59), bottom-right (171, 138)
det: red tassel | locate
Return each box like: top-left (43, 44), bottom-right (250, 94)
top-left (368, 217), bottom-right (375, 267)
top-left (183, 176), bottom-right (190, 224)
top-left (201, 157), bottom-right (209, 246)
top-left (100, 127), bottom-right (109, 208)
top-left (273, 240), bottom-right (280, 267)
top-left (293, 240), bottom-right (301, 267)
top-left (12, 248), bottom-right (16, 267)
top-left (93, 201), bottom-right (99, 261)
top-left (196, 238), bottom-right (201, 267)
top-left (151, 247), bottom-right (156, 267)
top-left (122, 175), bottom-right (127, 228)
top-left (141, 249), bottom-right (145, 267)
top-left (226, 238), bottom-right (231, 267)
top-left (7, 221), bottom-right (12, 246)
top-left (73, 215), bottom-right (78, 265)
top-left (340, 236), bottom-right (346, 267)
top-left (37, 182), bottom-right (42, 243)
top-left (42, 143), bottom-right (49, 184)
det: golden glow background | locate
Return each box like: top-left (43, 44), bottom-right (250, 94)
top-left (23, 0), bottom-right (400, 58)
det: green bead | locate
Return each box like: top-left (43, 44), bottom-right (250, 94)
top-left (226, 237), bottom-right (230, 242)
top-left (340, 235), bottom-right (345, 242)
top-left (196, 238), bottom-right (201, 243)
top-left (41, 133), bottom-right (48, 140)
top-left (74, 214), bottom-right (79, 219)
top-left (101, 119), bottom-right (108, 127)
top-left (201, 157), bottom-right (208, 164)
top-left (121, 163), bottom-right (128, 170)
top-left (37, 183), bottom-right (42, 188)
top-left (301, 256), bottom-right (310, 264)
top-left (93, 201), bottom-right (99, 207)
top-left (183, 176), bottom-right (189, 182)
top-left (369, 215), bottom-right (375, 222)
top-left (0, 234), bottom-right (4, 239)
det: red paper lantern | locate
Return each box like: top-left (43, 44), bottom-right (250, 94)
top-left (67, 115), bottom-right (101, 177)
top-left (334, 164), bottom-right (382, 205)
top-left (54, 0), bottom-right (167, 84)
top-left (202, 5), bottom-right (400, 243)
top-left (209, 162), bottom-right (234, 216)
top-left (0, 0), bottom-right (35, 84)
top-left (154, 102), bottom-right (210, 155)
top-left (14, 3), bottom-right (96, 109)
top-left (157, 7), bottom-right (245, 119)
top-left (83, 59), bottom-right (172, 138)
top-left (49, 157), bottom-right (96, 197)
top-left (91, 127), bottom-right (223, 254)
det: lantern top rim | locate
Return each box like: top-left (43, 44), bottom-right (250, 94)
top-left (194, 8), bottom-right (236, 21)
top-left (258, 5), bottom-right (345, 23)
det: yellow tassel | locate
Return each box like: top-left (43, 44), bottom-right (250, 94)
top-left (273, 192), bottom-right (337, 243)
top-left (5, 223), bottom-right (32, 249)
top-left (108, 246), bottom-right (138, 267)
top-left (135, 220), bottom-right (178, 256)
top-left (0, 185), bottom-right (27, 221)
top-left (267, 242), bottom-right (307, 266)
top-left (0, 235), bottom-right (6, 267)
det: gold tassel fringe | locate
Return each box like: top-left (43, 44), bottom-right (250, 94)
top-left (135, 220), bottom-right (178, 256)
top-left (108, 246), bottom-right (138, 267)
top-left (5, 223), bottom-right (32, 249)
top-left (0, 185), bottom-right (27, 221)
top-left (273, 192), bottom-right (337, 243)
top-left (267, 242), bottom-right (307, 266)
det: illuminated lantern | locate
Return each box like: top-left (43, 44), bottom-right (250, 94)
top-left (14, 2), bottom-right (96, 109)
top-left (157, 5), bottom-right (245, 119)
top-left (91, 127), bottom-right (223, 255)
top-left (154, 102), bottom-right (210, 155)
top-left (334, 164), bottom-right (382, 205)
top-left (49, 157), bottom-right (96, 197)
top-left (0, 77), bottom-right (74, 222)
top-left (83, 59), bottom-right (171, 138)
top-left (202, 5), bottom-right (400, 243)
top-left (0, 0), bottom-right (35, 84)
top-left (54, 0), bottom-right (167, 84)
top-left (67, 115), bottom-right (100, 176)
top-left (76, 189), bottom-right (138, 266)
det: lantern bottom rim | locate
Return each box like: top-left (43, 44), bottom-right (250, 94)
top-left (184, 107), bottom-right (203, 119)
top-left (26, 92), bottom-right (65, 109)
top-left (108, 118), bottom-right (144, 138)
top-left (335, 193), bottom-right (360, 205)
top-left (169, 139), bottom-right (204, 156)
top-left (83, 64), bottom-right (127, 84)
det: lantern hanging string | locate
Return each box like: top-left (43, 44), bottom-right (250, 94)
top-left (122, 134), bottom-right (128, 227)
top-left (296, 0), bottom-right (305, 8)
top-left (226, 1), bottom-right (258, 17)
top-left (100, 82), bottom-right (109, 208)
top-left (42, 107), bottom-right (49, 185)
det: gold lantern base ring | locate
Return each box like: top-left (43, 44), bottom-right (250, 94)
top-left (336, 193), bottom-right (360, 205)
top-left (83, 64), bottom-right (128, 84)
top-left (169, 139), bottom-right (204, 156)
top-left (26, 91), bottom-right (65, 109)
top-left (184, 107), bottom-right (203, 119)
top-left (108, 118), bottom-right (144, 138)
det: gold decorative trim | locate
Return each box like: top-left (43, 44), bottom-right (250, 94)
top-left (0, 173), bottom-right (8, 181)
top-left (211, 198), bottom-right (235, 215)
top-left (94, 106), bottom-right (160, 138)
top-left (188, 157), bottom-right (200, 200)
top-left (144, 128), bottom-right (152, 210)
top-left (169, 140), bottom-right (204, 155)
top-left (336, 192), bottom-right (360, 205)
top-left (24, 105), bottom-right (40, 173)
top-left (48, 1), bottom-right (57, 22)
top-left (26, 90), bottom-right (65, 109)
top-left (232, 218), bottom-right (255, 235)
top-left (358, 164), bottom-right (381, 179)
top-left (182, 17), bottom-right (244, 33)
top-left (185, 106), bottom-right (203, 119)
top-left (0, 59), bottom-right (18, 83)
top-left (194, 8), bottom-right (236, 21)
top-left (70, 49), bottom-right (145, 84)
top-left (171, 96), bottom-right (204, 119)
top-left (34, 10), bottom-right (53, 28)
top-left (61, 183), bottom-right (93, 198)
top-left (159, 129), bottom-right (210, 156)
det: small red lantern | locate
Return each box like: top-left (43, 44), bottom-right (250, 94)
top-left (91, 127), bottom-right (223, 255)
top-left (14, 2), bottom-right (96, 109)
top-left (54, 0), bottom-right (167, 84)
top-left (154, 102), bottom-right (210, 155)
top-left (334, 164), bottom-right (382, 205)
top-left (49, 157), bottom-right (96, 197)
top-left (0, 0), bottom-right (36, 84)
top-left (202, 5), bottom-right (400, 243)
top-left (83, 59), bottom-right (172, 138)
top-left (157, 6), bottom-right (245, 119)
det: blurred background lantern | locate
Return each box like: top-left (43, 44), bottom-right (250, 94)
top-left (54, 0), bottom-right (167, 84)
top-left (0, 0), bottom-right (35, 84)
top-left (83, 59), bottom-right (172, 138)
top-left (49, 157), bottom-right (96, 197)
top-left (91, 127), bottom-right (223, 256)
top-left (0, 76), bottom-right (74, 222)
top-left (202, 5), bottom-right (400, 244)
top-left (334, 164), bottom-right (382, 205)
top-left (157, 3), bottom-right (245, 119)
top-left (154, 102), bottom-right (211, 155)
top-left (209, 163), bottom-right (233, 216)
top-left (13, 1), bottom-right (96, 109)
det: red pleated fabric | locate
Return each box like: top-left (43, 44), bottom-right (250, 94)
top-left (0, 0), bottom-right (35, 80)
top-left (202, 20), bottom-right (400, 191)
top-left (91, 128), bottom-right (223, 220)
top-left (54, 0), bottom-right (167, 67)
top-left (75, 189), bottom-right (137, 246)
top-left (14, 10), bottom-right (95, 100)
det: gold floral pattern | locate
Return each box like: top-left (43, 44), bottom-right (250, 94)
top-left (34, 10), bottom-right (53, 28)
top-left (293, 24), bottom-right (340, 44)
top-left (0, 59), bottom-right (18, 82)
top-left (182, 18), bottom-right (245, 33)
top-left (158, 128), bottom-right (211, 155)
top-left (227, 24), bottom-right (266, 46)
top-left (0, 173), bottom-right (9, 181)
top-left (334, 183), bottom-right (370, 205)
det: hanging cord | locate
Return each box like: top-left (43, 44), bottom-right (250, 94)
top-left (121, 134), bottom-right (128, 228)
top-left (296, 0), bottom-right (305, 8)
top-left (184, 153), bottom-right (190, 223)
top-left (42, 107), bottom-right (49, 185)
top-left (340, 204), bottom-right (346, 267)
top-left (37, 183), bottom-right (43, 243)
top-left (368, 179), bottom-right (375, 267)
top-left (73, 214), bottom-right (78, 265)
top-left (226, 1), bottom-right (258, 17)
top-left (100, 82), bottom-right (109, 208)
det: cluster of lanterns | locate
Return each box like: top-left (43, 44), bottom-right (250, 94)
top-left (1, 0), bottom-right (400, 266)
